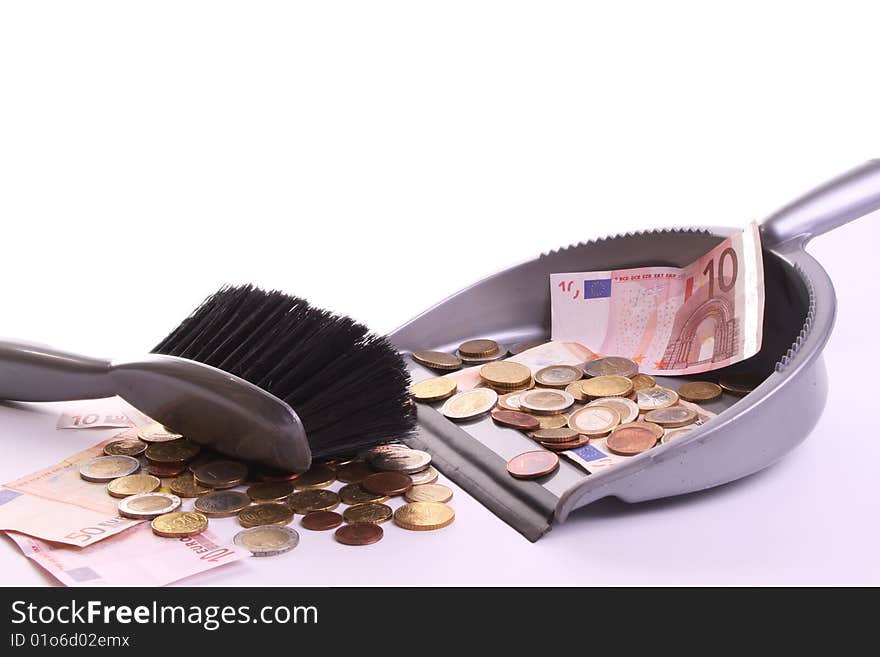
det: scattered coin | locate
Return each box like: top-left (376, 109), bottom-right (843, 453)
top-left (169, 474), bottom-right (212, 497)
top-left (394, 502), bottom-right (455, 531)
top-left (583, 356), bottom-right (639, 378)
top-left (245, 481), bottom-right (296, 502)
top-left (535, 414), bottom-right (570, 429)
top-left (629, 373), bottom-right (656, 391)
top-left (409, 466), bottom-right (440, 486)
top-left (292, 464), bottom-right (336, 490)
top-left (617, 420), bottom-right (665, 440)
top-left (510, 340), bottom-right (548, 355)
top-left (343, 503), bottom-right (393, 524)
top-left (234, 526), bottom-right (300, 557)
top-left (404, 484), bottom-right (453, 503)
top-left (103, 439), bottom-right (147, 457)
top-left (580, 375), bottom-right (634, 399)
top-left (147, 462), bottom-right (188, 478)
top-left (144, 440), bottom-right (201, 464)
top-left (531, 427), bottom-right (580, 443)
top-left (288, 489), bottom-right (341, 514)
top-left (497, 391), bottom-right (524, 411)
top-left (300, 510), bottom-right (344, 531)
top-left (458, 339), bottom-right (501, 358)
top-left (238, 502), bottom-right (294, 528)
top-left (440, 388), bottom-right (498, 420)
top-left (518, 389), bottom-right (575, 415)
top-left (369, 449), bottom-right (431, 474)
top-left (410, 377), bottom-right (458, 402)
top-left (151, 511), bottom-right (208, 538)
top-left (567, 405), bottom-right (620, 436)
top-left (490, 409), bottom-right (540, 431)
top-left (195, 490), bottom-right (252, 517)
top-left (107, 473), bottom-right (161, 499)
top-left (479, 361), bottom-right (533, 389)
top-left (118, 492), bottom-right (181, 519)
top-left (411, 350), bottom-right (462, 371)
top-left (506, 451), bottom-right (559, 479)
top-left (362, 472), bottom-right (413, 496)
top-left (335, 461), bottom-right (375, 484)
top-left (535, 365), bottom-right (583, 388)
top-left (256, 468), bottom-right (301, 482)
top-left (193, 460), bottom-right (248, 489)
top-left (335, 522), bottom-right (384, 545)
top-left (636, 386), bottom-right (679, 411)
top-left (338, 483), bottom-right (389, 506)
top-left (644, 405), bottom-right (698, 428)
top-left (679, 381), bottom-right (723, 402)
top-left (137, 422), bottom-right (183, 443)
top-left (79, 455), bottom-right (140, 483)
top-left (606, 426), bottom-right (658, 456)
top-left (661, 427), bottom-right (696, 444)
top-left (585, 396), bottom-right (639, 424)
top-left (540, 436), bottom-right (590, 451)
top-left (359, 443), bottom-right (410, 461)
top-left (719, 373), bottom-right (763, 397)
top-left (565, 381), bottom-right (588, 402)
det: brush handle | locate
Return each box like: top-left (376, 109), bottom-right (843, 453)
top-left (0, 339), bottom-right (116, 402)
top-left (761, 159), bottom-right (880, 249)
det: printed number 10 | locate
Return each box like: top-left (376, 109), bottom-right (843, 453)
top-left (702, 247), bottom-right (738, 298)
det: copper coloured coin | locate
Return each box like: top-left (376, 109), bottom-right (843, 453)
top-left (606, 426), bottom-right (658, 456)
top-left (540, 436), bottom-right (590, 451)
top-left (361, 472), bottom-right (413, 496)
top-left (506, 451), bottom-right (559, 479)
top-left (147, 462), bottom-right (188, 478)
top-left (335, 461), bottom-right (375, 483)
top-left (491, 409), bottom-right (540, 431)
top-left (335, 522), bottom-right (384, 546)
top-left (301, 511), bottom-right (344, 531)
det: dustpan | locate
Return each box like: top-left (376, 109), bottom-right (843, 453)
top-left (389, 160), bottom-right (880, 541)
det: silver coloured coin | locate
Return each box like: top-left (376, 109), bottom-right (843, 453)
top-left (644, 405), bottom-right (698, 427)
top-left (79, 455), bottom-right (140, 482)
top-left (409, 465), bottom-right (440, 486)
top-left (194, 490), bottom-right (252, 517)
top-left (137, 422), bottom-right (183, 443)
top-left (518, 389), bottom-right (575, 415)
top-left (586, 396), bottom-right (640, 424)
top-left (637, 386), bottom-right (679, 411)
top-left (567, 405), bottom-right (620, 435)
top-left (440, 388), bottom-right (498, 420)
top-left (535, 365), bottom-right (583, 388)
top-left (118, 492), bottom-right (182, 519)
top-left (582, 356), bottom-right (639, 378)
top-left (455, 345), bottom-right (510, 365)
top-left (369, 449), bottom-right (432, 474)
top-left (660, 427), bottom-right (695, 444)
top-left (233, 526), bottom-right (300, 557)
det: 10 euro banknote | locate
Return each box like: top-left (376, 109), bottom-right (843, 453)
top-left (550, 222), bottom-right (765, 376)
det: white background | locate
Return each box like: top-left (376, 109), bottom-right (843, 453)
top-left (0, 2), bottom-right (878, 585)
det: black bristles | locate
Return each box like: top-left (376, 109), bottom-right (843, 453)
top-left (152, 285), bottom-right (417, 460)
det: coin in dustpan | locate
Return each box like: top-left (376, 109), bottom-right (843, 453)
top-left (137, 422), bottom-right (183, 443)
top-left (507, 451), bottom-right (559, 479)
top-left (586, 396), bottom-right (639, 424)
top-left (606, 426), bottom-right (658, 456)
top-left (678, 381), bottom-right (723, 402)
top-left (518, 389), bottom-right (574, 415)
top-left (410, 377), bottom-right (457, 402)
top-left (644, 405), bottom-right (697, 428)
top-left (534, 365), bottom-right (583, 388)
top-left (580, 375), bottom-right (634, 399)
top-left (567, 405), bottom-right (620, 436)
top-left (411, 350), bottom-right (462, 371)
top-left (441, 389), bottom-right (498, 420)
top-left (637, 386), bottom-right (679, 411)
top-left (583, 357), bottom-right (639, 378)
top-left (480, 361), bottom-right (532, 389)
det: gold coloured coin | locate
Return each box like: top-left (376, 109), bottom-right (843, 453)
top-left (458, 339), bottom-right (500, 358)
top-left (145, 440), bottom-right (201, 464)
top-left (411, 350), bottom-right (462, 371)
top-left (338, 483), bottom-right (389, 505)
top-left (497, 391), bottom-right (524, 411)
top-left (238, 503), bottom-right (294, 528)
top-left (151, 511), bottom-right (208, 538)
top-left (393, 502), bottom-right (455, 531)
top-left (661, 427), bottom-right (696, 444)
top-left (644, 405), bottom-right (698, 428)
top-left (169, 474), bottom-right (212, 498)
top-left (535, 414), bottom-right (569, 430)
top-left (234, 526), bottom-right (300, 556)
top-left (288, 489), bottom-right (341, 514)
top-left (103, 439), bottom-right (147, 457)
top-left (636, 386), bottom-right (679, 411)
top-left (440, 389), bottom-right (498, 420)
top-left (518, 389), bottom-right (575, 415)
top-left (585, 396), bottom-right (639, 424)
top-left (567, 405), bottom-right (620, 436)
top-left (404, 484), bottom-right (453, 503)
top-left (479, 361), bottom-right (532, 389)
top-left (292, 464), bottom-right (336, 490)
top-left (343, 503), bottom-right (393, 524)
top-left (678, 381), bottom-right (723, 402)
top-left (719, 373), bottom-right (763, 397)
top-left (534, 365), bottom-right (583, 388)
top-left (409, 466), bottom-right (440, 486)
top-left (565, 381), bottom-right (588, 402)
top-left (531, 427), bottom-right (580, 443)
top-left (107, 474), bottom-right (161, 499)
top-left (580, 375), bottom-right (634, 399)
top-left (137, 422), bottom-right (183, 443)
top-left (118, 492), bottom-right (181, 519)
top-left (246, 481), bottom-right (297, 502)
top-left (629, 373), bottom-right (656, 391)
top-left (410, 377), bottom-right (458, 402)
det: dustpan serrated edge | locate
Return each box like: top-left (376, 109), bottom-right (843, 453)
top-left (539, 226), bottom-right (713, 258)
top-left (775, 261), bottom-right (817, 371)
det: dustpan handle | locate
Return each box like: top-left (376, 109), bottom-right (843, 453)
top-left (761, 159), bottom-right (880, 248)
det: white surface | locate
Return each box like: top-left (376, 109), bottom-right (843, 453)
top-left (0, 2), bottom-right (878, 585)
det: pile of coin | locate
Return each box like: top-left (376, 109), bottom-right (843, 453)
top-left (410, 347), bottom-right (759, 480)
top-left (79, 422), bottom-right (454, 557)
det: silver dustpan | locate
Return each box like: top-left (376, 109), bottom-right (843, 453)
top-left (390, 160), bottom-right (880, 541)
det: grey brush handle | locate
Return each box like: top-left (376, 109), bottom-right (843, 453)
top-left (761, 159), bottom-right (880, 248)
top-left (0, 339), bottom-right (116, 402)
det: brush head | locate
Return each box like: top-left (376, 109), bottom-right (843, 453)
top-left (152, 285), bottom-right (417, 463)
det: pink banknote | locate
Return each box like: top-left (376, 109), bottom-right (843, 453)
top-left (550, 223), bottom-right (765, 375)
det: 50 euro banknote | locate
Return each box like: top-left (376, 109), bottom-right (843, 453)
top-left (550, 222), bottom-right (765, 376)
